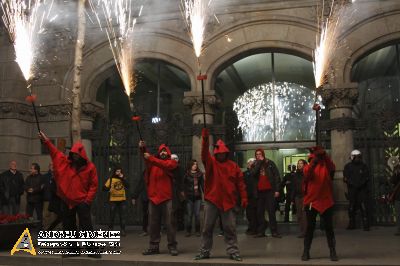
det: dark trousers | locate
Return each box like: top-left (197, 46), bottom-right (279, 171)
top-left (246, 198), bottom-right (257, 233)
top-left (61, 201), bottom-right (94, 254)
top-left (26, 201), bottom-right (43, 228)
top-left (295, 197), bottom-right (307, 236)
top-left (148, 200), bottom-right (177, 250)
top-left (256, 190), bottom-right (278, 234)
top-left (284, 196), bottom-right (296, 221)
top-left (200, 201), bottom-right (239, 255)
top-left (3, 197), bottom-right (20, 214)
top-left (347, 186), bottom-right (369, 229)
top-left (142, 200), bottom-right (149, 232)
top-left (185, 199), bottom-right (201, 233)
top-left (109, 201), bottom-right (126, 230)
top-left (304, 206), bottom-right (335, 250)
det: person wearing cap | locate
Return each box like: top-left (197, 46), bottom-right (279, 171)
top-left (195, 128), bottom-right (248, 261)
top-left (243, 158), bottom-right (257, 235)
top-left (138, 141), bottom-right (179, 256)
top-left (250, 148), bottom-right (282, 238)
top-left (302, 146), bottom-right (337, 262)
top-left (343, 149), bottom-right (371, 231)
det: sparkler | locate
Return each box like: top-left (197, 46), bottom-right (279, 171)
top-left (312, 0), bottom-right (350, 144)
top-left (233, 82), bottom-right (318, 142)
top-left (181, 0), bottom-right (213, 128)
top-left (1, 0), bottom-right (55, 133)
top-left (89, 0), bottom-right (143, 139)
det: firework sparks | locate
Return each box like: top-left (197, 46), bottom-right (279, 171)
top-left (1, 0), bottom-right (53, 81)
top-left (181, 0), bottom-right (213, 58)
top-left (313, 0), bottom-right (349, 88)
top-left (89, 0), bottom-right (143, 97)
top-left (233, 82), bottom-right (319, 142)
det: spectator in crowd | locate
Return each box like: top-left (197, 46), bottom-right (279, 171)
top-left (103, 166), bottom-right (129, 236)
top-left (0, 160), bottom-right (24, 214)
top-left (243, 158), bottom-right (257, 235)
top-left (343, 150), bottom-right (371, 231)
top-left (390, 164), bottom-right (400, 236)
top-left (183, 159), bottom-right (204, 237)
top-left (294, 159), bottom-right (307, 238)
top-left (250, 148), bottom-right (282, 238)
top-left (282, 164), bottom-right (296, 222)
top-left (25, 163), bottom-right (44, 229)
top-left (132, 171), bottom-right (149, 236)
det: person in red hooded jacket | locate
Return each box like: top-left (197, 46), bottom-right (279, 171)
top-left (195, 128), bottom-right (248, 262)
top-left (38, 131), bottom-right (100, 258)
top-left (138, 140), bottom-right (179, 256)
top-left (301, 146), bottom-right (337, 262)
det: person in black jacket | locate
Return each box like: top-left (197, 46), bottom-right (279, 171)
top-left (343, 150), bottom-right (370, 231)
top-left (25, 163), bottom-right (44, 229)
top-left (132, 171), bottom-right (149, 236)
top-left (244, 158), bottom-right (257, 235)
top-left (282, 164), bottom-right (296, 222)
top-left (183, 159), bottom-right (204, 237)
top-left (250, 148), bottom-right (282, 238)
top-left (0, 160), bottom-right (24, 214)
top-left (390, 164), bottom-right (400, 236)
top-left (171, 154), bottom-right (185, 232)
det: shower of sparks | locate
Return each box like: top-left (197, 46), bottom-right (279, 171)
top-left (181, 0), bottom-right (213, 58)
top-left (233, 82), bottom-right (321, 142)
top-left (313, 0), bottom-right (348, 88)
top-left (89, 0), bottom-right (143, 97)
top-left (1, 0), bottom-right (54, 81)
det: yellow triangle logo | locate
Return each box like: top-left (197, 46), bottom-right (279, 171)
top-left (10, 228), bottom-right (36, 256)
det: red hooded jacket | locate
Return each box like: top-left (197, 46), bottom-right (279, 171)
top-left (143, 144), bottom-right (178, 205)
top-left (303, 150), bottom-right (336, 214)
top-left (201, 128), bottom-right (248, 211)
top-left (44, 139), bottom-right (98, 209)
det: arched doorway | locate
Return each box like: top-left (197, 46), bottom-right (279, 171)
top-left (351, 42), bottom-right (400, 225)
top-left (214, 51), bottom-right (316, 222)
top-left (92, 60), bottom-right (192, 225)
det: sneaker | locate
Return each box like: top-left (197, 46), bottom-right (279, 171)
top-left (142, 248), bottom-right (160, 255)
top-left (230, 254), bottom-right (242, 261)
top-left (194, 252), bottom-right (210, 260)
top-left (169, 248), bottom-right (178, 256)
top-left (217, 231), bottom-right (224, 237)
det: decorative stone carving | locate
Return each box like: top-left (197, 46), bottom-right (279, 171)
top-left (183, 95), bottom-right (221, 115)
top-left (320, 84), bottom-right (359, 109)
top-left (0, 102), bottom-right (104, 122)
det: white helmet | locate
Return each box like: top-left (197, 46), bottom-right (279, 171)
top-left (351, 150), bottom-right (361, 156)
top-left (350, 150), bottom-right (361, 160)
top-left (247, 158), bottom-right (255, 164)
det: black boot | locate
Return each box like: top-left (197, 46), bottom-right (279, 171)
top-left (301, 248), bottom-right (310, 261)
top-left (330, 247), bottom-right (338, 261)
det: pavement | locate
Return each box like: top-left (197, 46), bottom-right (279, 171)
top-left (0, 225), bottom-right (399, 266)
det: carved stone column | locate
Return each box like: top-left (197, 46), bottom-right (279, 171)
top-left (320, 83), bottom-right (359, 228)
top-left (183, 91), bottom-right (221, 165)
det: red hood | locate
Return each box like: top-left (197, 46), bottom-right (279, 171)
top-left (158, 144), bottom-right (172, 158)
top-left (70, 142), bottom-right (89, 161)
top-left (214, 139), bottom-right (230, 154)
